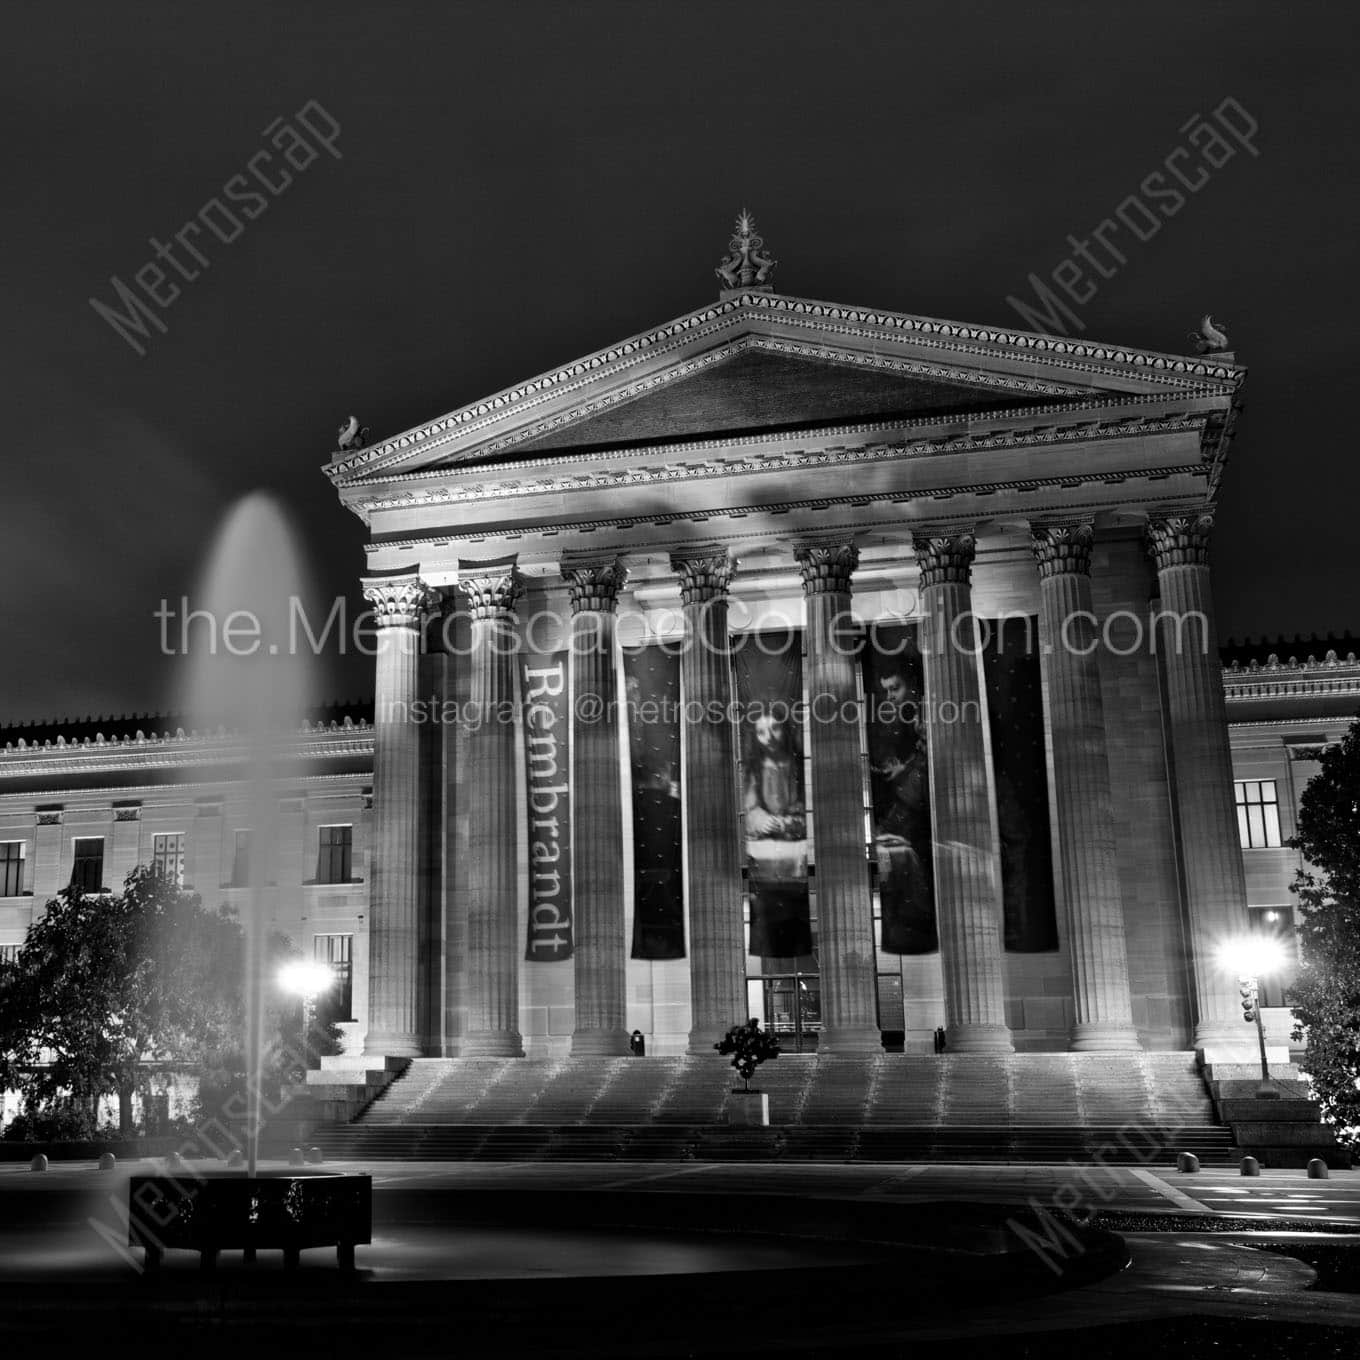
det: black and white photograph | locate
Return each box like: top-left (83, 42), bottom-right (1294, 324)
top-left (2, 2), bottom-right (1360, 1354)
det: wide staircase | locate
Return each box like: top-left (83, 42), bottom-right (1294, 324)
top-left (307, 1051), bottom-right (1238, 1164)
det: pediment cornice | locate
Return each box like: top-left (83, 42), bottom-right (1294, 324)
top-left (327, 291), bottom-right (1244, 486)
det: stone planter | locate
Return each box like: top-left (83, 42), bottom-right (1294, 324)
top-left (728, 1090), bottom-right (770, 1126)
top-left (128, 1169), bottom-right (371, 1271)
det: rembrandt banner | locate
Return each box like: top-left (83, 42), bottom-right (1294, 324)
top-left (861, 622), bottom-right (938, 954)
top-left (522, 651), bottom-right (572, 961)
top-left (624, 641), bottom-right (685, 960)
top-left (733, 628), bottom-right (812, 959)
top-left (980, 616), bottom-right (1058, 952)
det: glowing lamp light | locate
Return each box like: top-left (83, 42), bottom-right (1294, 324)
top-left (1218, 935), bottom-right (1287, 980)
top-left (278, 958), bottom-right (335, 1000)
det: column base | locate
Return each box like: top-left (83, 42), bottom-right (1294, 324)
top-left (1069, 1023), bottom-right (1143, 1053)
top-left (570, 1029), bottom-right (631, 1057)
top-left (461, 1030), bottom-right (525, 1058)
top-left (818, 1025), bottom-right (883, 1055)
top-left (945, 1023), bottom-right (1014, 1054)
top-left (363, 1031), bottom-right (423, 1059)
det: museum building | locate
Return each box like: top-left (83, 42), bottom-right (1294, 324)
top-left (2, 222), bottom-right (1354, 1086)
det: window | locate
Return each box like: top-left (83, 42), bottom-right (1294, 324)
top-left (316, 825), bottom-right (352, 884)
top-left (152, 833), bottom-right (185, 886)
top-left (71, 837), bottom-right (105, 892)
top-left (1235, 780), bottom-right (1282, 848)
top-left (0, 944), bottom-right (20, 967)
top-left (314, 934), bottom-right (354, 1021)
top-left (231, 830), bottom-right (251, 888)
top-left (0, 843), bottom-right (23, 897)
top-left (1249, 906), bottom-right (1296, 1008)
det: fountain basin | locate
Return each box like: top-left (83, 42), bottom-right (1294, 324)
top-left (127, 1170), bottom-right (371, 1272)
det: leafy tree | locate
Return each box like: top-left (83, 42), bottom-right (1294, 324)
top-left (1287, 718), bottom-right (1360, 1148)
top-left (715, 1017), bottom-right (780, 1091)
top-left (0, 865), bottom-right (339, 1139)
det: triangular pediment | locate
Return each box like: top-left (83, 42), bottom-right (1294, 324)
top-left (328, 292), bottom-right (1242, 486)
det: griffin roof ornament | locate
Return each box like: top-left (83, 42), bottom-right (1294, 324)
top-left (1189, 314), bottom-right (1230, 354)
top-left (336, 415), bottom-right (370, 452)
top-left (715, 210), bottom-right (777, 296)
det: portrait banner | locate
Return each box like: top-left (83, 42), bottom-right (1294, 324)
top-left (624, 640), bottom-right (685, 960)
top-left (861, 621), bottom-right (938, 954)
top-left (522, 651), bottom-right (572, 961)
top-left (732, 628), bottom-right (812, 959)
top-left (981, 615), bottom-right (1058, 952)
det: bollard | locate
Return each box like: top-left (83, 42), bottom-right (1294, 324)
top-left (289, 1147), bottom-right (305, 1167)
top-left (305, 1146), bottom-right (324, 1165)
top-left (1176, 1151), bottom-right (1200, 1174)
top-left (97, 1153), bottom-right (116, 1172)
top-left (29, 1154), bottom-right (48, 1172)
top-left (1240, 1156), bottom-right (1261, 1176)
top-left (1307, 1158), bottom-right (1330, 1180)
top-left (226, 1150), bottom-right (244, 1169)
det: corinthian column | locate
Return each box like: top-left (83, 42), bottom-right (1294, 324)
top-left (794, 544), bottom-right (880, 1052)
top-left (1031, 523), bottom-right (1140, 1051)
top-left (912, 532), bottom-right (1013, 1053)
top-left (672, 553), bottom-right (747, 1053)
top-left (1147, 512), bottom-right (1251, 1057)
top-left (562, 560), bottom-right (630, 1056)
top-left (361, 571), bottom-right (436, 1057)
top-left (457, 563), bottom-right (525, 1057)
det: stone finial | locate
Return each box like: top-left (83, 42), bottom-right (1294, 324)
top-left (1146, 513), bottom-right (1214, 570)
top-left (794, 544), bottom-right (859, 595)
top-left (1189, 315), bottom-right (1230, 355)
top-left (562, 560), bottom-right (627, 614)
top-left (715, 210), bottom-right (777, 295)
top-left (361, 573), bottom-right (437, 628)
top-left (912, 532), bottom-right (976, 589)
top-left (670, 553), bottom-right (736, 606)
top-left (1031, 521), bottom-right (1095, 579)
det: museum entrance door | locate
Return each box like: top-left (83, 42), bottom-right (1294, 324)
top-left (752, 973), bottom-right (821, 1053)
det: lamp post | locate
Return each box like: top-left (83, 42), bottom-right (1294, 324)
top-left (278, 958), bottom-right (336, 1070)
top-left (1219, 936), bottom-right (1287, 1100)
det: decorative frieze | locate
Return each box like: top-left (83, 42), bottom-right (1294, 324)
top-left (562, 560), bottom-right (627, 614)
top-left (1147, 512), bottom-right (1214, 570)
top-left (670, 553), bottom-right (735, 606)
top-left (795, 544), bottom-right (859, 595)
top-left (1031, 521), bottom-right (1095, 579)
top-left (113, 806), bottom-right (142, 822)
top-left (35, 810), bottom-right (62, 826)
top-left (360, 573), bottom-right (436, 629)
top-left (912, 532), bottom-right (976, 588)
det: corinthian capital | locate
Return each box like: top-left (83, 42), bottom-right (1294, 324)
top-left (1146, 513), bottom-right (1214, 570)
top-left (361, 572), bottom-right (437, 628)
top-left (912, 532), bottom-right (976, 589)
top-left (561, 559), bottom-right (627, 614)
top-left (670, 552), bottom-right (736, 607)
top-left (1031, 521), bottom-right (1095, 580)
top-left (794, 543), bottom-right (859, 596)
top-left (457, 563), bottom-right (524, 619)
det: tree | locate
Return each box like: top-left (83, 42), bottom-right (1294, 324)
top-left (0, 865), bottom-right (338, 1139)
top-left (715, 1017), bottom-right (780, 1091)
top-left (1287, 717), bottom-right (1360, 1148)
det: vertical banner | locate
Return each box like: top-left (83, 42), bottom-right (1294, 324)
top-left (861, 622), bottom-right (938, 954)
top-left (733, 628), bottom-right (812, 958)
top-left (522, 650), bottom-right (573, 961)
top-left (623, 641), bottom-right (685, 960)
top-left (981, 616), bottom-right (1058, 952)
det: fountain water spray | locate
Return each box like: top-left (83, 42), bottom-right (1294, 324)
top-left (183, 493), bottom-right (315, 1176)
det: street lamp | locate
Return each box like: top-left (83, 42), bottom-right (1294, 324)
top-left (1219, 935), bottom-right (1288, 1099)
top-left (278, 958), bottom-right (335, 1069)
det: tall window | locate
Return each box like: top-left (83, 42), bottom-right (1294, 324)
top-left (231, 830), bottom-right (251, 888)
top-left (0, 843), bottom-right (23, 897)
top-left (314, 934), bottom-right (354, 1021)
top-left (316, 825), bottom-right (353, 884)
top-left (1235, 780), bottom-right (1282, 848)
top-left (152, 833), bottom-right (185, 886)
top-left (1249, 906), bottom-right (1296, 1008)
top-left (0, 944), bottom-right (20, 967)
top-left (71, 838), bottom-right (104, 892)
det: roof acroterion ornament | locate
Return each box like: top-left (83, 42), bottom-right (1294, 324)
top-left (1189, 314), bottom-right (1231, 355)
top-left (715, 210), bottom-right (777, 297)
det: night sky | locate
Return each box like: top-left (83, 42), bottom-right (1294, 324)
top-left (4, 0), bottom-right (1356, 725)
